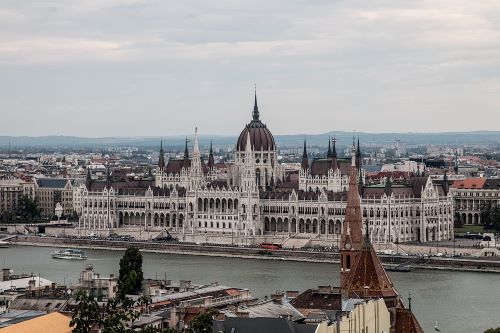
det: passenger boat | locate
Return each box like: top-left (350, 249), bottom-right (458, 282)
top-left (385, 264), bottom-right (411, 272)
top-left (51, 248), bottom-right (87, 260)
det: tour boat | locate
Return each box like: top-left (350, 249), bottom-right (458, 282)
top-left (51, 248), bottom-right (87, 260)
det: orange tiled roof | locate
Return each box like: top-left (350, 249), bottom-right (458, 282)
top-left (342, 241), bottom-right (399, 299)
top-left (451, 178), bottom-right (486, 189)
top-left (0, 312), bottom-right (71, 333)
top-left (395, 307), bottom-right (424, 333)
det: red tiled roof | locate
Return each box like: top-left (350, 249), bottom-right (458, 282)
top-left (395, 307), bottom-right (424, 333)
top-left (342, 241), bottom-right (399, 299)
top-left (451, 178), bottom-right (486, 189)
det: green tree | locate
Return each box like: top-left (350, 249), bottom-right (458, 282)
top-left (480, 202), bottom-right (500, 231)
top-left (101, 296), bottom-right (140, 333)
top-left (118, 246), bottom-right (144, 297)
top-left (189, 310), bottom-right (216, 333)
top-left (71, 292), bottom-right (162, 333)
top-left (485, 329), bottom-right (500, 333)
top-left (70, 291), bottom-right (101, 333)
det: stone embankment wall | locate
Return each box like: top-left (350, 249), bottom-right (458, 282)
top-left (10, 235), bottom-right (500, 273)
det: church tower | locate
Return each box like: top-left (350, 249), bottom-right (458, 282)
top-left (339, 144), bottom-right (423, 332)
top-left (339, 142), bottom-right (364, 287)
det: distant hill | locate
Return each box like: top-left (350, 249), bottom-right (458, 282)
top-left (0, 131), bottom-right (499, 150)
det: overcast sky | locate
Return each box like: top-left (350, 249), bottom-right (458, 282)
top-left (1, 0), bottom-right (499, 137)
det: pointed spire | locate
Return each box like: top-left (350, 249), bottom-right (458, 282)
top-left (208, 140), bottom-right (215, 169)
top-left (340, 146), bottom-right (364, 286)
top-left (327, 137), bottom-right (332, 158)
top-left (193, 127), bottom-right (200, 154)
top-left (183, 137), bottom-right (189, 168)
top-left (252, 85), bottom-right (259, 121)
top-left (356, 137), bottom-right (362, 171)
top-left (106, 164), bottom-right (112, 189)
top-left (332, 136), bottom-right (337, 158)
top-left (158, 140), bottom-right (165, 170)
top-left (301, 139), bottom-right (309, 170)
top-left (245, 128), bottom-right (253, 154)
top-left (85, 168), bottom-right (92, 190)
top-left (350, 140), bottom-right (357, 167)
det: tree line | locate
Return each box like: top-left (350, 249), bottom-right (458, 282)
top-left (0, 195), bottom-right (41, 223)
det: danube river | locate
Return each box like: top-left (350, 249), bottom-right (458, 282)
top-left (2, 245), bottom-right (499, 332)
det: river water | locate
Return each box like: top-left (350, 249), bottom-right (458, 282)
top-left (1, 245), bottom-right (499, 332)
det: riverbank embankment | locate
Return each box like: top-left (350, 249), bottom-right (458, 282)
top-left (10, 236), bottom-right (500, 274)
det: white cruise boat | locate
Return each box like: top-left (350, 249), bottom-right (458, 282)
top-left (51, 248), bottom-right (87, 260)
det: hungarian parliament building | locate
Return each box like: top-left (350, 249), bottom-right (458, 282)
top-left (75, 94), bottom-right (454, 245)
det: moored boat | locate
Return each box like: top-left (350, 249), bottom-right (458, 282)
top-left (52, 248), bottom-right (87, 260)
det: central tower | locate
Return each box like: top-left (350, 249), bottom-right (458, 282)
top-left (232, 90), bottom-right (280, 189)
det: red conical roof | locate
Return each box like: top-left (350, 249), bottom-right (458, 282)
top-left (342, 240), bottom-right (399, 299)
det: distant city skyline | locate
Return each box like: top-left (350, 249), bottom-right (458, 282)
top-left (1, 1), bottom-right (500, 136)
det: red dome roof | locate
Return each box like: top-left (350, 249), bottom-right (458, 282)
top-left (236, 92), bottom-right (276, 152)
top-left (237, 125), bottom-right (275, 152)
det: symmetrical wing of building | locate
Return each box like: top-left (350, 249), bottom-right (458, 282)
top-left (75, 93), bottom-right (453, 244)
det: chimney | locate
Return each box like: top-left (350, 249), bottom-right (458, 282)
top-left (271, 292), bottom-right (284, 304)
top-left (28, 278), bottom-right (36, 291)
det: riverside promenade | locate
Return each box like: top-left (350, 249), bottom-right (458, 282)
top-left (11, 235), bottom-right (500, 273)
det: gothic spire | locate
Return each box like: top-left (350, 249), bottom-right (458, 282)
top-left (332, 136), bottom-right (337, 158)
top-left (158, 140), bottom-right (165, 170)
top-left (208, 140), bottom-right (215, 169)
top-left (340, 142), bottom-right (364, 285)
top-left (355, 137), bottom-right (362, 170)
top-left (183, 137), bottom-right (189, 167)
top-left (331, 137), bottom-right (338, 171)
top-left (327, 137), bottom-right (332, 158)
top-left (301, 139), bottom-right (309, 170)
top-left (85, 167), bottom-right (92, 190)
top-left (193, 127), bottom-right (200, 154)
top-left (106, 164), bottom-right (112, 189)
top-left (252, 86), bottom-right (259, 121)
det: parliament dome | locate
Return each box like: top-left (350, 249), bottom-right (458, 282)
top-left (236, 93), bottom-right (276, 152)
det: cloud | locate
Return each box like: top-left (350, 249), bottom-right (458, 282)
top-left (1, 0), bottom-right (500, 135)
top-left (0, 38), bottom-right (124, 64)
